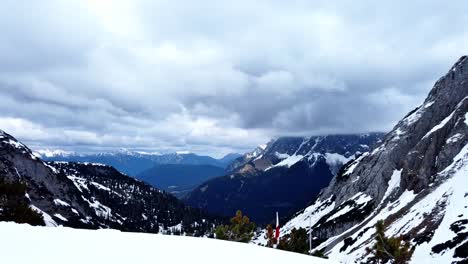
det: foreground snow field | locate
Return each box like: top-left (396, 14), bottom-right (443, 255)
top-left (0, 222), bottom-right (335, 264)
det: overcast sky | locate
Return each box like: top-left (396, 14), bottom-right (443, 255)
top-left (1, 0), bottom-right (467, 157)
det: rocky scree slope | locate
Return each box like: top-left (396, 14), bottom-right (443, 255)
top-left (255, 56), bottom-right (468, 263)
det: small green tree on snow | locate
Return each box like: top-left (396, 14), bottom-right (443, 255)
top-left (277, 227), bottom-right (309, 254)
top-left (366, 220), bottom-right (413, 264)
top-left (214, 210), bottom-right (255, 242)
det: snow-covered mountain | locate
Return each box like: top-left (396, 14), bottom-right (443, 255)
top-left (254, 57), bottom-right (468, 263)
top-left (185, 133), bottom-right (384, 224)
top-left (37, 149), bottom-right (241, 176)
top-left (0, 130), bottom-right (221, 236)
top-left (1, 222), bottom-right (335, 264)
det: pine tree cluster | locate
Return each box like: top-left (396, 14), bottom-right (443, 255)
top-left (215, 210), bottom-right (255, 242)
top-left (277, 227), bottom-right (309, 254)
top-left (0, 179), bottom-right (44, 226)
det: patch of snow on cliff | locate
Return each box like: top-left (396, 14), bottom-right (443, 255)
top-left (410, 143), bottom-right (468, 263)
top-left (446, 133), bottom-right (464, 144)
top-left (382, 169), bottom-right (401, 202)
top-left (30, 205), bottom-right (58, 227)
top-left (343, 153), bottom-right (368, 177)
top-left (54, 214), bottom-right (68, 222)
top-left (402, 101), bottom-right (434, 127)
top-left (54, 199), bottom-right (70, 207)
top-left (266, 155), bottom-right (304, 171)
top-left (423, 110), bottom-right (456, 139)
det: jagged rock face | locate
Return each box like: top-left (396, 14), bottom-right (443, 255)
top-left (185, 134), bottom-right (383, 224)
top-left (0, 130), bottom-right (221, 236)
top-left (259, 56), bottom-right (468, 263)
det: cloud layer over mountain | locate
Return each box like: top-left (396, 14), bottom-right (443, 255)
top-left (1, 0), bottom-right (467, 156)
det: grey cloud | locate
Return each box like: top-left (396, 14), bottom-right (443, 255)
top-left (0, 0), bottom-right (467, 156)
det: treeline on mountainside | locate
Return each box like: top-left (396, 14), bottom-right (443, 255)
top-left (51, 162), bottom-right (224, 236)
top-left (0, 179), bottom-right (44, 225)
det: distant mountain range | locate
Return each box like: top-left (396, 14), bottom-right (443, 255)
top-left (36, 150), bottom-right (241, 177)
top-left (0, 130), bottom-right (222, 235)
top-left (185, 133), bottom-right (384, 224)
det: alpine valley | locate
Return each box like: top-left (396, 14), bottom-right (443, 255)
top-left (38, 149), bottom-right (239, 197)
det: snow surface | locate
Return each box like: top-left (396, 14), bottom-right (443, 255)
top-left (326, 205), bottom-right (353, 222)
top-left (350, 192), bottom-right (373, 205)
top-left (30, 205), bottom-right (58, 227)
top-left (465, 112), bottom-right (468, 126)
top-left (53, 199), bottom-right (70, 207)
top-left (322, 143), bottom-right (468, 263)
top-left (0, 222), bottom-right (335, 264)
top-left (266, 155), bottom-right (304, 170)
top-left (446, 133), bottom-right (464, 144)
top-left (410, 143), bottom-right (468, 263)
top-left (381, 169), bottom-right (401, 202)
top-left (53, 214), bottom-right (68, 222)
top-left (423, 110), bottom-right (455, 139)
top-left (344, 153), bottom-right (368, 178)
top-left (401, 100), bottom-right (434, 127)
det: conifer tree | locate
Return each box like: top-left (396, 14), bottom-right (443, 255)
top-left (0, 179), bottom-right (44, 226)
top-left (214, 210), bottom-right (255, 242)
top-left (277, 228), bottom-right (309, 254)
top-left (367, 220), bottom-right (413, 264)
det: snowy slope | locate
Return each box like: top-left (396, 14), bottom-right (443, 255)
top-left (255, 56), bottom-right (468, 263)
top-left (0, 222), bottom-right (335, 264)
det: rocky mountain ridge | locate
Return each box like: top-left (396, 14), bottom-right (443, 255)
top-left (254, 56), bottom-right (468, 263)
